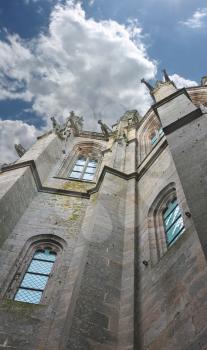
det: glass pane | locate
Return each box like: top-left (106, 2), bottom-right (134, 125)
top-left (73, 165), bottom-right (84, 172)
top-left (28, 260), bottom-right (53, 275)
top-left (15, 289), bottom-right (42, 304)
top-left (76, 158), bottom-right (86, 166)
top-left (164, 206), bottom-right (181, 231)
top-left (151, 134), bottom-right (158, 145)
top-left (166, 217), bottom-right (185, 245)
top-left (21, 273), bottom-right (48, 290)
top-left (34, 250), bottom-right (56, 262)
top-left (85, 167), bottom-right (96, 174)
top-left (163, 200), bottom-right (178, 219)
top-left (70, 171), bottom-right (81, 179)
top-left (159, 128), bottom-right (164, 137)
top-left (88, 160), bottom-right (97, 167)
top-left (83, 173), bottom-right (94, 181)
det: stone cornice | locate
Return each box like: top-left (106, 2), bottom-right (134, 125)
top-left (152, 88), bottom-right (191, 115)
top-left (1, 139), bottom-right (168, 198)
top-left (0, 160), bottom-right (90, 199)
top-left (0, 160), bottom-right (138, 199)
top-left (88, 166), bottom-right (138, 195)
top-left (79, 130), bottom-right (106, 140)
top-left (163, 108), bottom-right (202, 135)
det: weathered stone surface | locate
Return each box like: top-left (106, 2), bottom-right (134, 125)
top-left (0, 85), bottom-right (207, 350)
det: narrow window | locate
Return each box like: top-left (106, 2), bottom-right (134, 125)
top-left (163, 199), bottom-right (185, 246)
top-left (150, 132), bottom-right (158, 145)
top-left (158, 127), bottom-right (164, 137)
top-left (14, 248), bottom-right (56, 304)
top-left (69, 156), bottom-right (97, 181)
top-left (150, 128), bottom-right (164, 146)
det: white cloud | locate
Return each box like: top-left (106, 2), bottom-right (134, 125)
top-left (169, 74), bottom-right (198, 88)
top-left (0, 0), bottom-right (156, 135)
top-left (88, 0), bottom-right (95, 6)
top-left (23, 0), bottom-right (54, 4)
top-left (0, 120), bottom-right (39, 164)
top-left (180, 8), bottom-right (207, 29)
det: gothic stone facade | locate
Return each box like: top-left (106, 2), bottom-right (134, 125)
top-left (0, 77), bottom-right (207, 350)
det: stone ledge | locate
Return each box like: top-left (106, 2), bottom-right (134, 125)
top-left (0, 161), bottom-right (138, 199)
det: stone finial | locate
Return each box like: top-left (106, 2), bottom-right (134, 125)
top-left (141, 78), bottom-right (154, 92)
top-left (51, 116), bottom-right (62, 133)
top-left (201, 76), bottom-right (207, 86)
top-left (15, 144), bottom-right (26, 158)
top-left (50, 111), bottom-right (83, 140)
top-left (163, 69), bottom-right (171, 82)
top-left (98, 120), bottom-right (112, 139)
top-left (68, 111), bottom-right (84, 136)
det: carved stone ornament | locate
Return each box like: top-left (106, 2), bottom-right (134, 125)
top-left (121, 110), bottom-right (141, 125)
top-left (50, 111), bottom-right (84, 140)
top-left (98, 120), bottom-right (112, 139)
top-left (68, 111), bottom-right (84, 136)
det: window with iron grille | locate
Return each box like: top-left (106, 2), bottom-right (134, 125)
top-left (69, 156), bottom-right (98, 181)
top-left (163, 199), bottom-right (185, 246)
top-left (14, 248), bottom-right (56, 304)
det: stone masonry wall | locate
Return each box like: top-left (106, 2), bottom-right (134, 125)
top-left (0, 191), bottom-right (88, 350)
top-left (137, 145), bottom-right (207, 350)
top-left (66, 173), bottom-right (127, 350)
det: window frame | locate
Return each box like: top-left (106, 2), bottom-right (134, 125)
top-left (69, 155), bottom-right (98, 182)
top-left (14, 248), bottom-right (57, 304)
top-left (7, 240), bottom-right (62, 305)
top-left (162, 198), bottom-right (185, 246)
top-left (55, 142), bottom-right (103, 183)
top-left (150, 127), bottom-right (164, 146)
top-left (148, 183), bottom-right (186, 265)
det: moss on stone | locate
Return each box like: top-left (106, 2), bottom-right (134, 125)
top-left (62, 181), bottom-right (91, 192)
top-left (68, 205), bottom-right (82, 221)
top-left (1, 298), bottom-right (45, 315)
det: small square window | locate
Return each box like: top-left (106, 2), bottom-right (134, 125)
top-left (88, 160), bottom-right (97, 167)
top-left (73, 165), bottom-right (84, 172)
top-left (15, 289), bottom-right (42, 304)
top-left (76, 159), bottom-right (86, 166)
top-left (83, 173), bottom-right (94, 181)
top-left (70, 171), bottom-right (82, 179)
top-left (85, 167), bottom-right (96, 174)
top-left (21, 273), bottom-right (48, 290)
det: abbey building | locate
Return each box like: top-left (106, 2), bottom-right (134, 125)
top-left (0, 72), bottom-right (207, 349)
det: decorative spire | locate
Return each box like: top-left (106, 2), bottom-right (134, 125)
top-left (163, 69), bottom-right (171, 82)
top-left (141, 78), bottom-right (154, 92)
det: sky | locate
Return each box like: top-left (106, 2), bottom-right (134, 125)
top-left (0, 0), bottom-right (207, 163)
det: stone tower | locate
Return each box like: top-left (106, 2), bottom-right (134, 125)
top-left (0, 73), bottom-right (207, 350)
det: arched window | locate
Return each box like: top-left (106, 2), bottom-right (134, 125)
top-left (137, 111), bottom-right (164, 164)
top-left (56, 141), bottom-right (103, 181)
top-left (150, 128), bottom-right (164, 146)
top-left (70, 155), bottom-right (98, 181)
top-left (148, 183), bottom-right (185, 264)
top-left (163, 198), bottom-right (185, 246)
top-left (14, 247), bottom-right (57, 304)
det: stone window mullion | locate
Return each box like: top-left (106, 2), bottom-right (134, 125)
top-left (81, 157), bottom-right (90, 179)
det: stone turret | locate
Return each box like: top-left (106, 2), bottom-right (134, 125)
top-left (141, 69), bottom-right (177, 103)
